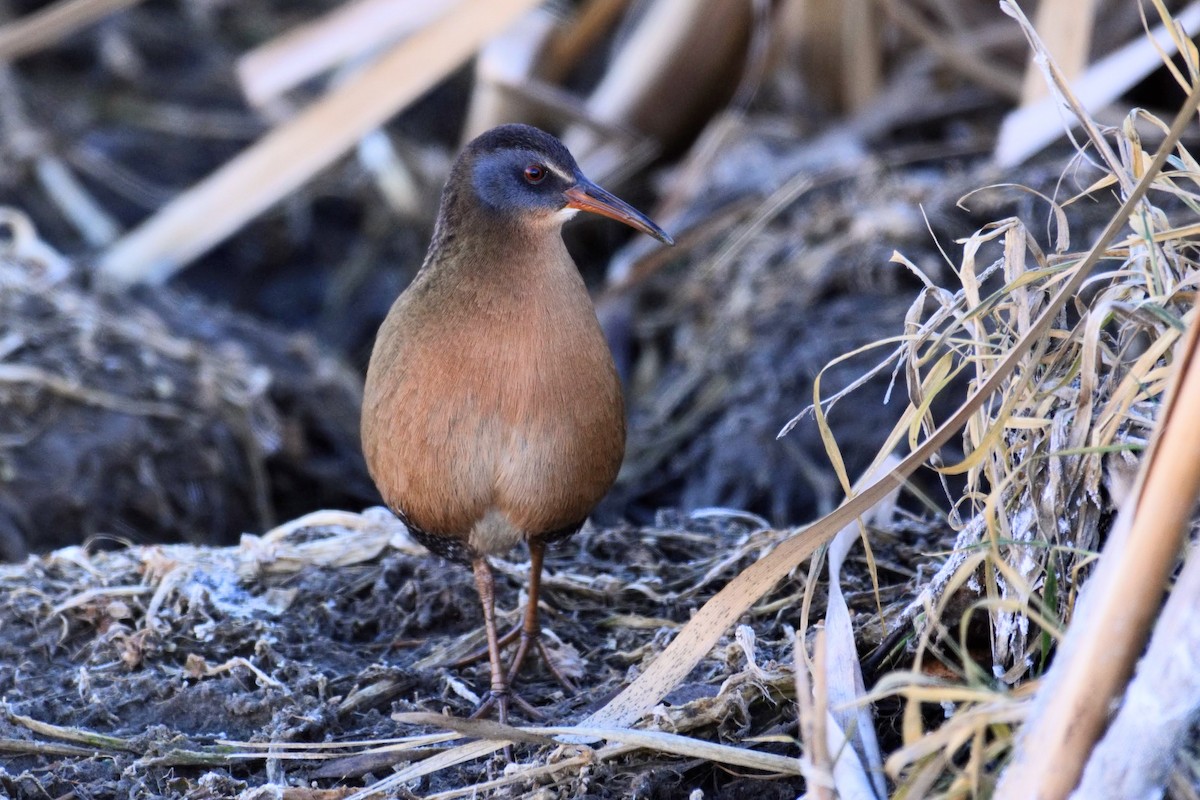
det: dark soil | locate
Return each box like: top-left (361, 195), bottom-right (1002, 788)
top-left (0, 510), bottom-right (940, 798)
top-left (0, 253), bottom-right (376, 561)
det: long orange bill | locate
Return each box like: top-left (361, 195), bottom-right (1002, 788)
top-left (564, 181), bottom-right (674, 245)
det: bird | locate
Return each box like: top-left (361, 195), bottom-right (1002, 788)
top-left (361, 124), bottom-right (672, 723)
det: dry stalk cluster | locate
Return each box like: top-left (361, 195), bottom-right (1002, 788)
top-left (845, 5), bottom-right (1200, 794)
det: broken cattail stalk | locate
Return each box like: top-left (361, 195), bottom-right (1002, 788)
top-left (563, 0), bottom-right (751, 174)
top-left (98, 0), bottom-right (543, 286)
top-left (235, 0), bottom-right (456, 107)
top-left (995, 1), bottom-right (1200, 167)
top-left (460, 6), bottom-right (559, 142)
top-left (0, 0), bottom-right (144, 62)
top-left (539, 0), bottom-right (630, 83)
top-left (1018, 0), bottom-right (1098, 105)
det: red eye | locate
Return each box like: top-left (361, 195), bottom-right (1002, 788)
top-left (524, 164), bottom-right (546, 184)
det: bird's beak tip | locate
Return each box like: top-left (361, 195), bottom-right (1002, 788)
top-left (564, 182), bottom-right (673, 247)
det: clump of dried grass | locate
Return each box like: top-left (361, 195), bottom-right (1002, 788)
top-left (825, 4), bottom-right (1200, 795)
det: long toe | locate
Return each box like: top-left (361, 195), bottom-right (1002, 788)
top-left (536, 636), bottom-right (579, 693)
top-left (446, 623), bottom-right (522, 670)
top-left (470, 688), bottom-right (543, 723)
top-left (504, 628), bottom-right (579, 694)
top-left (470, 690), bottom-right (508, 725)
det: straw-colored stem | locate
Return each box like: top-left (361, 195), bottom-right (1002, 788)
top-left (98, 0), bottom-right (542, 285)
top-left (1019, 0), bottom-right (1097, 104)
top-left (995, 314), bottom-right (1200, 798)
top-left (0, 0), bottom-right (144, 62)
top-left (235, 0), bottom-right (454, 107)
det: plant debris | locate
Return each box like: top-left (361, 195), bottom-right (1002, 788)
top-left (0, 213), bottom-right (375, 560)
top-left (0, 507), bottom-right (940, 798)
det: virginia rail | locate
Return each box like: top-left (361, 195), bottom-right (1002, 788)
top-left (361, 124), bottom-right (672, 722)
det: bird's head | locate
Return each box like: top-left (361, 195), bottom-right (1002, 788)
top-left (462, 124), bottom-right (673, 245)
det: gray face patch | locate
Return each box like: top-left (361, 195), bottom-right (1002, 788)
top-left (471, 149), bottom-right (574, 214)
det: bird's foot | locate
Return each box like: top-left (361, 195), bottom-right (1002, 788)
top-left (448, 622), bottom-right (578, 693)
top-left (446, 622), bottom-right (522, 670)
top-left (470, 686), bottom-right (544, 723)
top-left (506, 628), bottom-right (579, 694)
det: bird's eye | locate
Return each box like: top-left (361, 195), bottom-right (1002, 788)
top-left (523, 164), bottom-right (547, 184)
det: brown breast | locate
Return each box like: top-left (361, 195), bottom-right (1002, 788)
top-left (360, 236), bottom-right (625, 555)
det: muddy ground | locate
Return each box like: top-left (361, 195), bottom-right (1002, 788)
top-left (0, 507), bottom-right (940, 798)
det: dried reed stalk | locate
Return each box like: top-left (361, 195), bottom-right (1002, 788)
top-left (1018, 0), bottom-right (1098, 104)
top-left (98, 0), bottom-right (542, 285)
top-left (0, 0), bottom-right (144, 62)
top-left (235, 0), bottom-right (455, 107)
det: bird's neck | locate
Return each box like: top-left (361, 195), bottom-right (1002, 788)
top-left (420, 201), bottom-right (574, 295)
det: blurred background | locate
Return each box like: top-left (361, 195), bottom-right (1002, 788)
top-left (0, 0), bottom-right (1192, 557)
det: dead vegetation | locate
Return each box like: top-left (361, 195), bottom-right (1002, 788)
top-left (2, 0), bottom-right (1200, 798)
top-left (1, 506), bottom-right (904, 797)
top-left (0, 209), bottom-right (375, 561)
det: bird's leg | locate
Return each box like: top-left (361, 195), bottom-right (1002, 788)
top-left (445, 625), bottom-right (521, 670)
top-left (469, 557), bottom-right (510, 725)
top-left (506, 540), bottom-right (578, 693)
top-left (460, 543), bottom-right (573, 725)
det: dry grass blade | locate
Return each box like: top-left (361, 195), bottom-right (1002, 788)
top-left (422, 752), bottom-right (599, 800)
top-left (218, 733), bottom-right (460, 752)
top-left (1018, 0), bottom-right (1097, 104)
top-left (536, 724), bottom-right (802, 776)
top-left (391, 712), bottom-right (555, 746)
top-left (819, 461), bottom-right (897, 799)
top-left (995, 249), bottom-right (1200, 797)
top-left (0, 738), bottom-right (100, 758)
top-left (794, 627), bottom-right (833, 799)
top-left (32, 155), bottom-right (120, 247)
top-left (98, 0), bottom-right (543, 285)
top-left (342, 740), bottom-right (505, 800)
top-left (995, 1), bottom-right (1200, 166)
top-left (584, 81), bottom-right (1196, 732)
top-left (5, 708), bottom-right (138, 752)
top-left (396, 713), bottom-right (803, 777)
